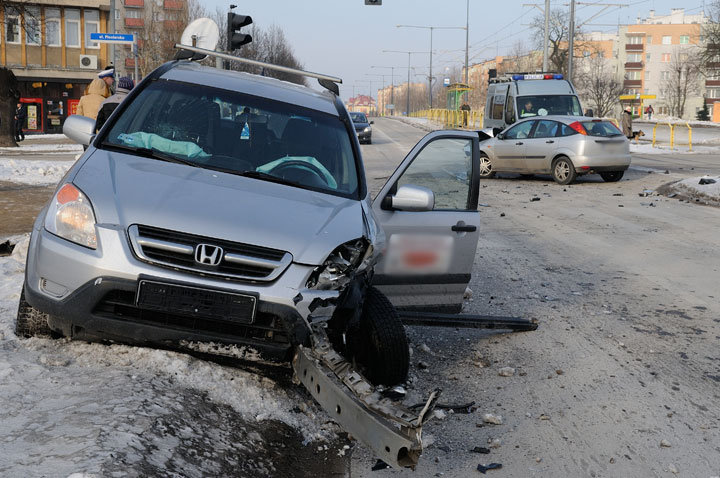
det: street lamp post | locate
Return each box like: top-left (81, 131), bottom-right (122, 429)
top-left (383, 50), bottom-right (428, 116)
top-left (365, 73), bottom-right (389, 115)
top-left (397, 24), bottom-right (466, 109)
top-left (370, 65), bottom-right (397, 115)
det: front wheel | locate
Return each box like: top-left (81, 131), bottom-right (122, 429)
top-left (600, 171), bottom-right (624, 182)
top-left (15, 286), bottom-right (55, 338)
top-left (552, 156), bottom-right (577, 185)
top-left (348, 287), bottom-right (409, 386)
top-left (479, 153), bottom-right (496, 179)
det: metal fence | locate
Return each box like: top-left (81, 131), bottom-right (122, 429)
top-left (410, 109), bottom-right (483, 130)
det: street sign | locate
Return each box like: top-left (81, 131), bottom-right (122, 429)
top-left (443, 77), bottom-right (450, 86)
top-left (90, 33), bottom-right (135, 44)
top-left (387, 104), bottom-right (395, 110)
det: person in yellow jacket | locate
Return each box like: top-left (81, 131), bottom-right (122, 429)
top-left (76, 78), bottom-right (110, 121)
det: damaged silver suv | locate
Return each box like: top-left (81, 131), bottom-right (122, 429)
top-left (18, 58), bottom-right (482, 468)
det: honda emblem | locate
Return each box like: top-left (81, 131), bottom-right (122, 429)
top-left (195, 244), bottom-right (224, 266)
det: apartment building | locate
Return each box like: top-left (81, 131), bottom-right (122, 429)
top-left (377, 82), bottom-right (426, 116)
top-left (1, 0), bottom-right (111, 133)
top-left (618, 8), bottom-right (706, 119)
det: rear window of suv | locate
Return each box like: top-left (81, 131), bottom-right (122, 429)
top-left (101, 80), bottom-right (360, 198)
top-left (581, 121), bottom-right (623, 137)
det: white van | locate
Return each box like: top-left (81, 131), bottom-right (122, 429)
top-left (483, 73), bottom-right (583, 133)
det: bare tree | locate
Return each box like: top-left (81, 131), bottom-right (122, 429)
top-left (700, 0), bottom-right (720, 69)
top-left (136, 0), bottom-right (193, 78)
top-left (531, 9), bottom-right (591, 76)
top-left (0, 68), bottom-right (20, 147)
top-left (661, 48), bottom-right (701, 118)
top-left (575, 55), bottom-right (623, 117)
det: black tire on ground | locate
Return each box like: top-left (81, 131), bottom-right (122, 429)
top-left (600, 171), bottom-right (624, 182)
top-left (15, 286), bottom-right (54, 338)
top-left (350, 286), bottom-right (409, 386)
top-left (479, 153), bottom-right (496, 179)
top-left (552, 156), bottom-right (577, 185)
top-left (367, 137), bottom-right (372, 144)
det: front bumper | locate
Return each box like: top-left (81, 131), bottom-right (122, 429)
top-left (25, 222), bottom-right (323, 359)
top-left (356, 130), bottom-right (371, 141)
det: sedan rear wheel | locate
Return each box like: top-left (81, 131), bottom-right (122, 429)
top-left (600, 171), bottom-right (624, 182)
top-left (552, 156), bottom-right (577, 185)
top-left (479, 153), bottom-right (496, 179)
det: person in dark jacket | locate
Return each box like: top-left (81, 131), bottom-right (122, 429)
top-left (621, 106), bottom-right (633, 139)
top-left (95, 76), bottom-right (134, 131)
top-left (14, 103), bottom-right (26, 141)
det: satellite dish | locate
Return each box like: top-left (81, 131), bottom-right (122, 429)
top-left (180, 18), bottom-right (219, 51)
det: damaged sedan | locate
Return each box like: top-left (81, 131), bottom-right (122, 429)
top-left (17, 57), bottom-right (483, 468)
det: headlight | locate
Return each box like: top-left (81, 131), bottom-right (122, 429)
top-left (44, 183), bottom-right (97, 249)
top-left (363, 127), bottom-right (372, 133)
top-left (306, 238), bottom-right (372, 290)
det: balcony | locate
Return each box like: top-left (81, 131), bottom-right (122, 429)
top-left (706, 79), bottom-right (720, 87)
top-left (624, 62), bottom-right (643, 69)
top-left (163, 0), bottom-right (183, 9)
top-left (623, 79), bottom-right (642, 88)
top-left (125, 17), bottom-right (144, 28)
top-left (163, 19), bottom-right (182, 29)
top-left (625, 43), bottom-right (644, 51)
top-left (124, 0), bottom-right (144, 6)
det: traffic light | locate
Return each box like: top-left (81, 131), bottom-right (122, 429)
top-left (227, 13), bottom-right (252, 51)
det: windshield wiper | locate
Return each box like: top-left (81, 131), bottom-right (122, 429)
top-left (102, 142), bottom-right (198, 167)
top-left (238, 170), bottom-right (309, 188)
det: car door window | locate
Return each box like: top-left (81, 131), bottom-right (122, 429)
top-left (396, 137), bottom-right (473, 210)
top-left (531, 120), bottom-right (559, 138)
top-left (504, 121), bottom-right (534, 140)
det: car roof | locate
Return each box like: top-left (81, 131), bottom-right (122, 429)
top-left (514, 115), bottom-right (594, 125)
top-left (160, 61), bottom-right (339, 116)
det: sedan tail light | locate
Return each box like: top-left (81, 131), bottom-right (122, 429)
top-left (568, 121), bottom-right (588, 135)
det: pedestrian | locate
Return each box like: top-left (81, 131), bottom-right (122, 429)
top-left (95, 76), bottom-right (134, 131)
top-left (646, 104), bottom-right (654, 120)
top-left (460, 102), bottom-right (471, 127)
top-left (585, 108), bottom-right (594, 117)
top-left (98, 65), bottom-right (115, 94)
top-left (76, 78), bottom-right (110, 121)
top-left (14, 103), bottom-right (26, 142)
top-left (621, 106), bottom-right (633, 139)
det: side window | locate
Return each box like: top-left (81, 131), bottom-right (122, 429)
top-left (559, 123), bottom-right (578, 136)
top-left (504, 121), bottom-right (534, 140)
top-left (396, 138), bottom-right (473, 210)
top-left (504, 95), bottom-right (516, 124)
top-left (532, 120), bottom-right (559, 138)
top-left (492, 94), bottom-right (505, 119)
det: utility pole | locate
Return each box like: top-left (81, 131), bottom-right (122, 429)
top-left (383, 50), bottom-right (428, 116)
top-left (397, 25), bottom-right (466, 109)
top-left (365, 73), bottom-right (388, 115)
top-left (568, 0), bottom-right (576, 81)
top-left (465, 0), bottom-right (470, 101)
top-left (543, 0), bottom-right (550, 71)
top-left (371, 65), bottom-right (397, 115)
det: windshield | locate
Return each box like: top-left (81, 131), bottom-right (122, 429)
top-left (518, 95), bottom-right (582, 118)
top-left (102, 80), bottom-right (360, 198)
top-left (350, 112), bottom-right (368, 123)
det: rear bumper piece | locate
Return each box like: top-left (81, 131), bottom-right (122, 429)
top-left (576, 164), bottom-right (630, 174)
top-left (294, 329), bottom-right (440, 469)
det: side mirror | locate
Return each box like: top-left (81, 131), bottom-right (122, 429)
top-left (370, 120), bottom-right (374, 124)
top-left (389, 184), bottom-right (434, 212)
top-left (63, 114), bottom-right (96, 146)
top-left (496, 132), bottom-right (505, 140)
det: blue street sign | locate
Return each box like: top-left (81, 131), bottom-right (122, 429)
top-left (90, 33), bottom-right (135, 44)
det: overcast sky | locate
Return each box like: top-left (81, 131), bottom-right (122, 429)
top-left (205, 0), bottom-right (706, 100)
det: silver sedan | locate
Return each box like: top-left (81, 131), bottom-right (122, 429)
top-left (478, 116), bottom-right (631, 185)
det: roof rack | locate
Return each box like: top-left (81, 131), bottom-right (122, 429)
top-left (173, 43), bottom-right (343, 95)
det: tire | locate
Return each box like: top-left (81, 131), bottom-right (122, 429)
top-left (600, 171), bottom-right (624, 182)
top-left (367, 137), bottom-right (372, 144)
top-left (15, 286), bottom-right (55, 338)
top-left (478, 153), bottom-right (496, 179)
top-left (552, 156), bottom-right (577, 185)
top-left (349, 287), bottom-right (409, 386)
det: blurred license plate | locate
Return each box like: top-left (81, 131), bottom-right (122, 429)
top-left (136, 280), bottom-right (256, 323)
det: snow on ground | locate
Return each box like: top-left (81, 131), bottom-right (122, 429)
top-left (0, 235), bottom-right (338, 476)
top-left (0, 143), bottom-right (83, 153)
top-left (24, 134), bottom-right (70, 141)
top-left (0, 158), bottom-right (75, 185)
top-left (628, 142), bottom-right (714, 154)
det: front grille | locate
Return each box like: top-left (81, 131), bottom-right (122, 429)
top-left (93, 289), bottom-right (291, 345)
top-left (128, 225), bottom-right (292, 282)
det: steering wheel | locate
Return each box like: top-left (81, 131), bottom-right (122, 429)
top-left (267, 160), bottom-right (330, 187)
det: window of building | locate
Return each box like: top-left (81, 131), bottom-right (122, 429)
top-left (85, 10), bottom-right (100, 49)
top-left (25, 6), bottom-right (41, 45)
top-left (646, 53), bottom-right (651, 61)
top-left (708, 70), bottom-right (720, 80)
top-left (65, 9), bottom-right (81, 47)
top-left (626, 71), bottom-right (641, 80)
top-left (661, 71), bottom-right (670, 80)
top-left (662, 35), bottom-right (672, 45)
top-left (628, 35), bottom-right (643, 45)
top-left (598, 51), bottom-right (605, 58)
top-left (45, 8), bottom-right (61, 46)
top-left (707, 88), bottom-right (720, 98)
top-left (583, 50), bottom-right (590, 57)
top-left (627, 53), bottom-right (642, 62)
top-left (647, 35), bottom-right (652, 44)
top-left (125, 9), bottom-right (142, 18)
top-left (662, 53), bottom-right (671, 62)
top-left (680, 35), bottom-right (689, 44)
top-left (4, 6), bottom-right (20, 44)
top-left (645, 70), bottom-right (650, 79)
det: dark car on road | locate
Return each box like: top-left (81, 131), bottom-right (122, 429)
top-left (350, 112), bottom-right (373, 144)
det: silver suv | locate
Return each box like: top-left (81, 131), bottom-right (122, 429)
top-left (18, 60), bottom-right (482, 391)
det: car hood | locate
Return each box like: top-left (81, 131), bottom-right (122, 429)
top-left (73, 150), bottom-right (367, 265)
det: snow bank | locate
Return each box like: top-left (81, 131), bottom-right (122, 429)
top-left (629, 143), bottom-right (710, 155)
top-left (0, 143), bottom-right (83, 153)
top-left (0, 158), bottom-right (75, 185)
top-left (24, 134), bottom-right (69, 141)
top-left (674, 175), bottom-right (720, 200)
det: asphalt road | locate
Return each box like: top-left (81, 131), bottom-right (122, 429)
top-left (351, 117), bottom-right (720, 477)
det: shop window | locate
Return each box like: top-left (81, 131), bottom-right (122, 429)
top-left (65, 9), bottom-right (81, 47)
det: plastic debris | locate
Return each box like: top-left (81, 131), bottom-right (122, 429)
top-left (530, 197), bottom-right (541, 202)
top-left (477, 463), bottom-right (503, 474)
top-left (699, 177), bottom-right (717, 185)
top-left (0, 240), bottom-right (15, 256)
top-left (471, 447), bottom-right (491, 454)
top-left (381, 385), bottom-right (407, 401)
top-left (482, 413), bottom-right (503, 425)
top-left (372, 459), bottom-right (391, 471)
top-left (498, 367), bottom-right (516, 377)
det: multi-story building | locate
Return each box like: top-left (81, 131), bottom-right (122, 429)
top-left (377, 81), bottom-right (426, 116)
top-left (346, 94), bottom-right (376, 116)
top-left (618, 8), bottom-right (707, 119)
top-left (1, 0), bottom-right (111, 133)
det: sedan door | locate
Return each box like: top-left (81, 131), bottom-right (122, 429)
top-left (372, 131), bottom-right (480, 313)
top-left (523, 119), bottom-right (560, 173)
top-left (490, 120), bottom-right (534, 172)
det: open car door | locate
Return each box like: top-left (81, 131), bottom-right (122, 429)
top-left (371, 130), bottom-right (481, 313)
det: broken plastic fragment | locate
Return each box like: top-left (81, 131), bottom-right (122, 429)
top-left (477, 463), bottom-right (502, 474)
top-left (372, 459), bottom-right (391, 471)
top-left (471, 446), bottom-right (491, 454)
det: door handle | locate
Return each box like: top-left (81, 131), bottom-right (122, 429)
top-left (515, 142), bottom-right (524, 145)
top-left (452, 223), bottom-right (477, 232)
top-left (545, 140), bottom-right (555, 143)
